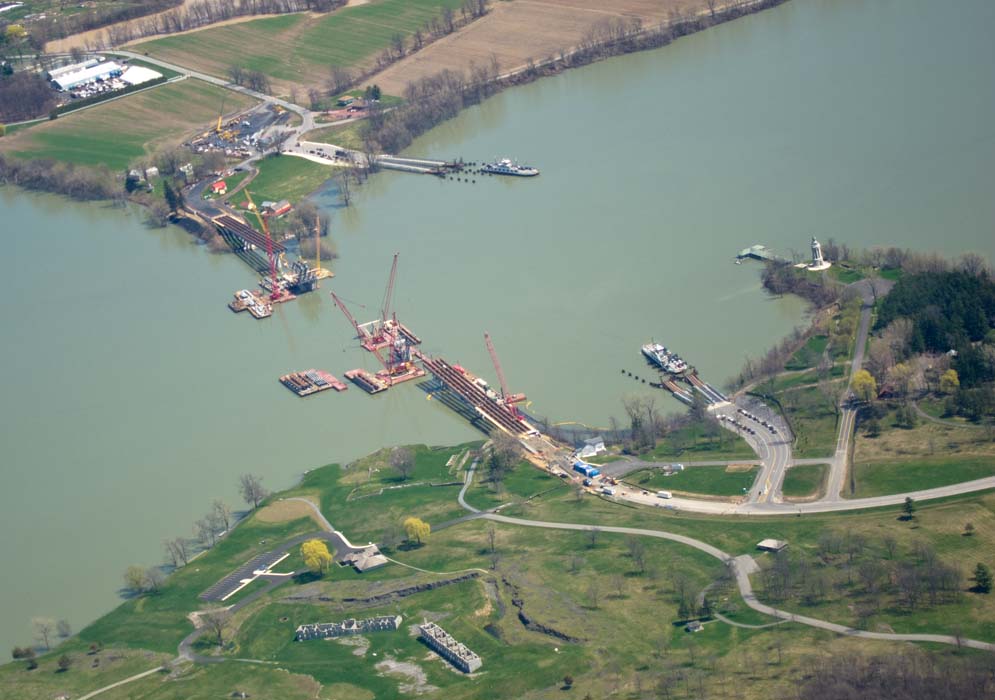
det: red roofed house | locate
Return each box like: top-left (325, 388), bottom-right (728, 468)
top-left (210, 180), bottom-right (227, 195)
top-left (268, 199), bottom-right (292, 218)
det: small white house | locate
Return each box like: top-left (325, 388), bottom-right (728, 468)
top-left (577, 436), bottom-right (606, 459)
top-left (144, 166), bottom-right (159, 180)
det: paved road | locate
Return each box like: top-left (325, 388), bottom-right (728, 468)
top-left (823, 278), bottom-right (894, 501)
top-left (470, 508), bottom-right (995, 651)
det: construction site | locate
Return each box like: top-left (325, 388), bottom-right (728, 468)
top-left (216, 188), bottom-right (330, 320)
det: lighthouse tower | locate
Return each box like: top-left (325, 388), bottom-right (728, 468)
top-left (808, 237), bottom-right (831, 271)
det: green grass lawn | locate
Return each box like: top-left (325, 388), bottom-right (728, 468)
top-left (626, 465), bottom-right (759, 497)
top-left (282, 443), bottom-right (482, 544)
top-left (784, 335), bottom-right (829, 371)
top-left (134, 0), bottom-right (467, 89)
top-left (849, 458), bottom-right (995, 498)
top-left (775, 384), bottom-right (841, 459)
top-left (640, 422), bottom-right (756, 462)
top-left (244, 154), bottom-right (334, 206)
top-left (3, 79), bottom-right (255, 170)
top-left (781, 463), bottom-right (828, 498)
top-left (8, 438), bottom-right (995, 699)
top-left (304, 120), bottom-right (366, 151)
top-left (828, 265), bottom-right (865, 284)
top-left (0, 648), bottom-right (172, 700)
top-left (77, 515), bottom-right (317, 654)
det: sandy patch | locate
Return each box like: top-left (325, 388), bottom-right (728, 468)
top-left (724, 463), bottom-right (756, 473)
top-left (334, 635), bottom-right (371, 656)
top-left (375, 656), bottom-right (438, 695)
top-left (254, 496), bottom-right (327, 530)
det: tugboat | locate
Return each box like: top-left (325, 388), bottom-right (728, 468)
top-left (481, 158), bottom-right (540, 177)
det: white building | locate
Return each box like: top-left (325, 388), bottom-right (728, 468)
top-left (52, 61), bottom-right (123, 91)
top-left (577, 436), bottom-right (606, 459)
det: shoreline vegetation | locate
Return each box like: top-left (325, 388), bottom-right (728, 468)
top-left (1, 0), bottom-right (790, 220)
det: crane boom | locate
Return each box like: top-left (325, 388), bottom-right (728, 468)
top-left (381, 252), bottom-right (399, 325)
top-left (243, 189), bottom-right (281, 300)
top-left (331, 291), bottom-right (371, 341)
top-left (484, 332), bottom-right (511, 401)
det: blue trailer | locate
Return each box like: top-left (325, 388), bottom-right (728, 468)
top-left (572, 461), bottom-right (601, 478)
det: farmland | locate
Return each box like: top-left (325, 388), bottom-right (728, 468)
top-left (132, 0), bottom-right (469, 95)
top-left (1, 80), bottom-right (256, 171)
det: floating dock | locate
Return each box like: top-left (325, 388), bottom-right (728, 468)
top-left (344, 368), bottom-right (389, 394)
top-left (280, 369), bottom-right (347, 397)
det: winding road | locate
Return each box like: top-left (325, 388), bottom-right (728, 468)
top-left (456, 467), bottom-right (995, 652)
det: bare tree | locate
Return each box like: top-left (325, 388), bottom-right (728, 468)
top-left (334, 169), bottom-right (352, 207)
top-left (587, 580), bottom-right (601, 609)
top-left (164, 537), bottom-right (190, 567)
top-left (389, 446), bottom-right (415, 480)
top-left (56, 619), bottom-right (72, 639)
top-left (626, 536), bottom-right (646, 573)
top-left (145, 567), bottom-right (166, 594)
top-left (587, 526), bottom-right (601, 549)
top-left (487, 525), bottom-right (497, 554)
top-left (611, 572), bottom-right (626, 599)
top-left (200, 607), bottom-right (231, 647)
top-left (33, 617), bottom-right (56, 650)
top-left (195, 517), bottom-right (219, 548)
top-left (212, 500), bottom-right (233, 532)
top-left (238, 474), bottom-right (269, 508)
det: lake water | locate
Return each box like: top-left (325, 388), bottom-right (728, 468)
top-left (2, 0), bottom-right (994, 654)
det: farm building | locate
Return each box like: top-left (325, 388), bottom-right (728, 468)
top-left (51, 61), bottom-right (123, 91)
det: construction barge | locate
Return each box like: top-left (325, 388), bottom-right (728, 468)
top-left (420, 355), bottom-right (535, 436)
top-left (344, 369), bottom-right (389, 394)
top-left (228, 289), bottom-right (272, 319)
top-left (280, 369), bottom-right (347, 397)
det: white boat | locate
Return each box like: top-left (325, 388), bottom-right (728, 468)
top-left (481, 158), bottom-right (539, 177)
top-left (641, 343), bottom-right (688, 374)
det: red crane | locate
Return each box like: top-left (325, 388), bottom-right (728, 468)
top-left (381, 252), bottom-right (399, 327)
top-left (484, 332), bottom-right (527, 417)
top-left (331, 291), bottom-right (372, 344)
top-left (243, 189), bottom-right (281, 301)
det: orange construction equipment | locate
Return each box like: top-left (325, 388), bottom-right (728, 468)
top-left (243, 189), bottom-right (281, 301)
top-left (484, 332), bottom-right (527, 417)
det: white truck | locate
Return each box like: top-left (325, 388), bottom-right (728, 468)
top-left (657, 490), bottom-right (673, 499)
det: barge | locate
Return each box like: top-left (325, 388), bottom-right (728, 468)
top-left (344, 368), bottom-right (389, 394)
top-left (280, 369), bottom-right (348, 397)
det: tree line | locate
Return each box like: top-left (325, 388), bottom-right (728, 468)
top-left (0, 153), bottom-right (117, 200)
top-left (0, 70), bottom-right (56, 122)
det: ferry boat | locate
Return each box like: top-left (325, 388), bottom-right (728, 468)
top-left (641, 343), bottom-right (688, 374)
top-left (481, 158), bottom-right (539, 177)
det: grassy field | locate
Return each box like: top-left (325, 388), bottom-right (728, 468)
top-left (776, 384), bottom-right (841, 458)
top-left (639, 422), bottom-right (756, 462)
top-left (132, 0), bottom-right (467, 93)
top-left (784, 335), bottom-right (829, 371)
top-left (626, 465), bottom-right (759, 497)
top-left (849, 458), bottom-right (995, 498)
top-left (0, 648), bottom-right (172, 700)
top-left (781, 463), bottom-right (828, 499)
top-left (6, 440), bottom-right (995, 699)
top-left (305, 121), bottom-right (366, 151)
top-left (1, 79), bottom-right (255, 170)
top-left (243, 154), bottom-right (335, 206)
